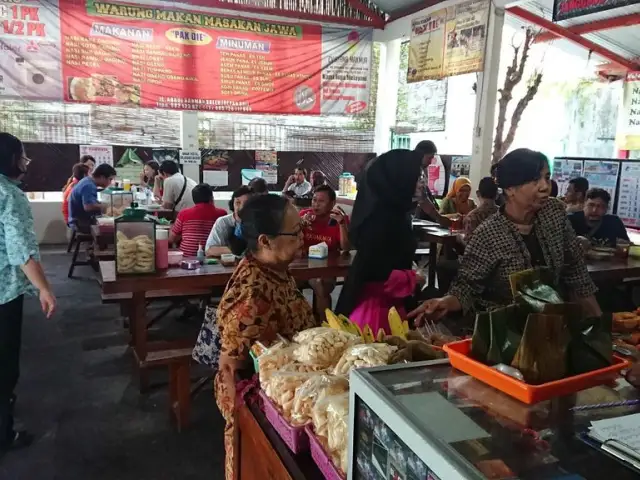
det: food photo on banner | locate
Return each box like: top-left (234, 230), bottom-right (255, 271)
top-left (201, 149), bottom-right (254, 188)
top-left (0, 0), bottom-right (373, 115)
top-left (112, 146), bottom-right (153, 182)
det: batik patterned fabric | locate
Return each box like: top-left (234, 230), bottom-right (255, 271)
top-left (213, 255), bottom-right (316, 480)
top-left (0, 174), bottom-right (39, 305)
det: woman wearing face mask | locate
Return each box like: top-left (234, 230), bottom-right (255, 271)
top-left (409, 148), bottom-right (601, 323)
top-left (0, 133), bottom-right (56, 456)
top-left (440, 176), bottom-right (476, 216)
top-left (335, 149), bottom-right (425, 334)
top-left (212, 194), bottom-right (317, 480)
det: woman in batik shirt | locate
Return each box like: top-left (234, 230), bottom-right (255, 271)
top-left (409, 148), bottom-right (601, 322)
top-left (215, 194), bottom-right (316, 480)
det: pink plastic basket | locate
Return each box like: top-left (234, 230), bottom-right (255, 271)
top-left (259, 390), bottom-right (309, 454)
top-left (305, 426), bottom-right (345, 480)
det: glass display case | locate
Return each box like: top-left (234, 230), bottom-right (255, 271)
top-left (99, 188), bottom-right (134, 217)
top-left (348, 360), bottom-right (640, 480)
top-left (114, 204), bottom-right (156, 275)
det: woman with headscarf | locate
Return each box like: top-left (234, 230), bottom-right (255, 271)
top-left (440, 177), bottom-right (476, 216)
top-left (335, 149), bottom-right (424, 334)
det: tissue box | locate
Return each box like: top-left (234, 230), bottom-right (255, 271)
top-left (309, 242), bottom-right (328, 259)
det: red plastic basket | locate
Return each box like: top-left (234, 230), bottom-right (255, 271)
top-left (305, 426), bottom-right (345, 480)
top-left (443, 339), bottom-right (631, 404)
top-left (259, 390), bottom-right (309, 454)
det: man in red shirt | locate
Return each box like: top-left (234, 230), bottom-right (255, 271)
top-left (299, 185), bottom-right (349, 317)
top-left (170, 183), bottom-right (226, 257)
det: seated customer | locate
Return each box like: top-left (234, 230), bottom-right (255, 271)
top-left (201, 194), bottom-right (316, 480)
top-left (248, 177), bottom-right (268, 194)
top-left (283, 167), bottom-right (312, 197)
top-left (205, 186), bottom-right (252, 257)
top-left (68, 163), bottom-right (117, 233)
top-left (564, 176), bottom-right (589, 213)
top-left (170, 183), bottom-right (226, 257)
top-left (159, 160), bottom-right (197, 212)
top-left (440, 177), bottom-right (476, 216)
top-left (569, 188), bottom-right (628, 248)
top-left (62, 162), bottom-right (90, 224)
top-left (463, 177), bottom-right (498, 243)
top-left (300, 185), bottom-right (350, 316)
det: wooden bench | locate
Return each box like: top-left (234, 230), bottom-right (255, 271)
top-left (146, 348), bottom-right (194, 432)
top-left (101, 288), bottom-right (214, 329)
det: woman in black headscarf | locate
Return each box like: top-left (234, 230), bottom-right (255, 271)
top-left (335, 149), bottom-right (424, 334)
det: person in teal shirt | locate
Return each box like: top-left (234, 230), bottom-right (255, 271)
top-left (0, 133), bottom-right (56, 457)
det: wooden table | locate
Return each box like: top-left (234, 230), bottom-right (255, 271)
top-left (100, 253), bottom-right (353, 390)
top-left (587, 257), bottom-right (640, 283)
top-left (418, 225), bottom-right (459, 288)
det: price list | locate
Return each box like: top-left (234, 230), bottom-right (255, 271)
top-left (616, 162), bottom-right (640, 227)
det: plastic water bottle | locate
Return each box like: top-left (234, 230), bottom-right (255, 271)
top-left (145, 188), bottom-right (151, 206)
top-left (197, 244), bottom-right (205, 264)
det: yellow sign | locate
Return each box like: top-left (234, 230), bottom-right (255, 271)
top-left (617, 72), bottom-right (640, 150)
top-left (408, 0), bottom-right (489, 83)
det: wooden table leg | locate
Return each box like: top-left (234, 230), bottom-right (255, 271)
top-left (428, 241), bottom-right (437, 289)
top-left (131, 291), bottom-right (150, 393)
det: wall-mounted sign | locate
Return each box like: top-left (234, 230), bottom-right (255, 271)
top-left (616, 71), bottom-right (640, 151)
top-left (553, 0), bottom-right (640, 22)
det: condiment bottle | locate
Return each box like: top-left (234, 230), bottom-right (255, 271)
top-left (155, 228), bottom-right (169, 270)
top-left (197, 244), bottom-right (205, 264)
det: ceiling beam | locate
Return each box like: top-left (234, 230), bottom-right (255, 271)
top-left (507, 6), bottom-right (639, 71)
top-left (176, 0), bottom-right (383, 28)
top-left (536, 12), bottom-right (640, 43)
top-left (347, 0), bottom-right (385, 28)
top-left (387, 0), bottom-right (445, 22)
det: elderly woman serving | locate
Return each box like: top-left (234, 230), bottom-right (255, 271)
top-left (411, 148), bottom-right (601, 322)
top-left (210, 194), bottom-right (317, 480)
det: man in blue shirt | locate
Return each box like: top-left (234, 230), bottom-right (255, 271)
top-left (569, 188), bottom-right (629, 248)
top-left (0, 133), bottom-right (56, 456)
top-left (68, 163), bottom-right (117, 233)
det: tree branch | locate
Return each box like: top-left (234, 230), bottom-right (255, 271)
top-left (502, 72), bottom-right (543, 152)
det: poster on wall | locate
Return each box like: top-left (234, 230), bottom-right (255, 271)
top-left (408, 0), bottom-right (489, 83)
top-left (0, 0), bottom-right (63, 100)
top-left (616, 162), bottom-right (640, 227)
top-left (553, 0), bottom-right (640, 21)
top-left (80, 144), bottom-right (113, 166)
top-left (255, 150), bottom-right (278, 184)
top-left (426, 154), bottom-right (447, 197)
top-left (449, 155), bottom-right (470, 188)
top-left (583, 160), bottom-right (619, 213)
top-left (616, 72), bottom-right (640, 151)
top-left (552, 158), bottom-right (584, 196)
top-left (1, 0), bottom-right (372, 115)
top-left (201, 149), bottom-right (229, 186)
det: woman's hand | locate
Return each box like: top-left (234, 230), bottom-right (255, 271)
top-left (39, 288), bottom-right (56, 318)
top-left (407, 295), bottom-right (460, 326)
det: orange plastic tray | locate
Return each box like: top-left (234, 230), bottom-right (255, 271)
top-left (443, 339), bottom-right (631, 404)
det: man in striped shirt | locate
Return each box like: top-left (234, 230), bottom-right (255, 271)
top-left (169, 183), bottom-right (226, 257)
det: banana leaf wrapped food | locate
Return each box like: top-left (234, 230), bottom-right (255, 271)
top-left (471, 267), bottom-right (612, 385)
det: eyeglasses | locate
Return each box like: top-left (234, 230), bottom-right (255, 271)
top-left (21, 155), bottom-right (31, 165)
top-left (275, 224), bottom-right (304, 237)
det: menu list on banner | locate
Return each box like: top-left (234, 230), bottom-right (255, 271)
top-left (552, 158), bottom-right (584, 197)
top-left (0, 0), bottom-right (372, 115)
top-left (583, 160), bottom-right (619, 213)
top-left (616, 162), bottom-right (640, 227)
top-left (408, 0), bottom-right (489, 83)
top-left (616, 72), bottom-right (640, 151)
top-left (79, 145), bottom-right (113, 166)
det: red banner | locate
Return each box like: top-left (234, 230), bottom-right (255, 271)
top-left (51, 0), bottom-right (371, 114)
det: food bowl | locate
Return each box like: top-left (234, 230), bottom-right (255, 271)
top-left (220, 253), bottom-right (236, 266)
top-left (168, 250), bottom-right (183, 266)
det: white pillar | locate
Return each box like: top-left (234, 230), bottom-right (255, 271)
top-left (180, 111), bottom-right (200, 181)
top-left (373, 39), bottom-right (401, 155)
top-left (468, 5), bottom-right (505, 189)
